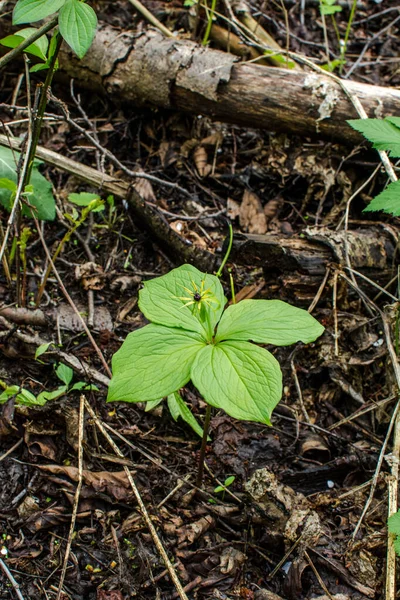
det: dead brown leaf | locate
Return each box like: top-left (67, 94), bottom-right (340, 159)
top-left (38, 465), bottom-right (134, 501)
top-left (177, 515), bottom-right (215, 546)
top-left (239, 190), bottom-right (267, 234)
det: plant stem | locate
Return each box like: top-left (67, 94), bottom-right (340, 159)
top-left (24, 31), bottom-right (63, 191)
top-left (339, 0), bottom-right (357, 74)
top-left (216, 223), bottom-right (233, 277)
top-left (0, 14), bottom-right (58, 71)
top-left (196, 403), bottom-right (212, 487)
top-left (202, 0), bottom-right (217, 45)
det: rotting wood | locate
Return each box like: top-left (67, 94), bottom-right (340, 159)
top-left (36, 28), bottom-right (400, 144)
top-left (2, 21), bottom-right (399, 144)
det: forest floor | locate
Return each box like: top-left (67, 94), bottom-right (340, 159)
top-left (1, 0), bottom-right (400, 599)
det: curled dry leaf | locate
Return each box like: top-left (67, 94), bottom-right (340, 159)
top-left (193, 145), bottom-right (212, 177)
top-left (219, 547), bottom-right (247, 574)
top-left (177, 514), bottom-right (215, 546)
top-left (134, 176), bottom-right (156, 202)
top-left (239, 190), bottom-right (267, 234)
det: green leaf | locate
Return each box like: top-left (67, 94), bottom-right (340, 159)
top-left (363, 181), bottom-right (400, 216)
top-left (0, 27), bottom-right (49, 61)
top-left (215, 299), bottom-right (324, 346)
top-left (145, 398), bottom-right (164, 411)
top-left (394, 536), bottom-right (400, 557)
top-left (13, 0), bottom-right (66, 24)
top-left (58, 0), bottom-right (97, 59)
top-left (0, 178), bottom-right (17, 192)
top-left (36, 385), bottom-right (67, 404)
top-left (56, 363), bottom-right (73, 386)
top-left (167, 391), bottom-right (205, 438)
top-left (320, 4), bottom-right (341, 14)
top-left (107, 324), bottom-right (205, 403)
top-left (0, 145), bottom-right (56, 221)
top-left (191, 341), bottom-right (282, 424)
top-left (347, 119), bottom-right (400, 157)
top-left (35, 342), bottom-right (53, 360)
top-left (0, 385), bottom-right (40, 407)
top-left (388, 511), bottom-right (400, 536)
top-left (68, 192), bottom-right (100, 206)
top-left (70, 381), bottom-right (99, 391)
top-left (139, 264), bottom-right (226, 340)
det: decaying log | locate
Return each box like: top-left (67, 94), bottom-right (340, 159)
top-left (230, 227), bottom-right (398, 302)
top-left (55, 28), bottom-right (400, 145)
top-left (2, 18), bottom-right (399, 145)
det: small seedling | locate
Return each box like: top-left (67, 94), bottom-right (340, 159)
top-left (107, 263), bottom-right (324, 485)
top-left (214, 475), bottom-right (235, 500)
top-left (348, 117), bottom-right (400, 216)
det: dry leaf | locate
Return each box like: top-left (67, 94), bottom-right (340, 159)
top-left (239, 190), bottom-right (267, 234)
top-left (177, 515), bottom-right (215, 546)
top-left (193, 146), bottom-right (212, 177)
top-left (227, 197), bottom-right (240, 220)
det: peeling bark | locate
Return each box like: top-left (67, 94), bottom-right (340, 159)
top-left (55, 27), bottom-right (400, 145)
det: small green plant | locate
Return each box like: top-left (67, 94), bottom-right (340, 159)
top-left (0, 356), bottom-right (97, 407)
top-left (388, 511), bottom-right (400, 555)
top-left (107, 263), bottom-right (324, 483)
top-left (145, 390), bottom-right (206, 439)
top-left (214, 475), bottom-right (235, 498)
top-left (319, 0), bottom-right (341, 16)
top-left (348, 117), bottom-right (400, 216)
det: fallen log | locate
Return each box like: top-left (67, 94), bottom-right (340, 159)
top-left (2, 22), bottom-right (400, 144)
top-left (230, 227), bottom-right (398, 302)
top-left (54, 28), bottom-right (400, 145)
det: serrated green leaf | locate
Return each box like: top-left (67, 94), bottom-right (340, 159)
top-left (107, 324), bottom-right (205, 403)
top-left (347, 119), bottom-right (400, 157)
top-left (167, 391), bottom-right (205, 438)
top-left (191, 341), bottom-right (282, 424)
top-left (58, 0), bottom-right (97, 59)
top-left (145, 398), bottom-right (164, 411)
top-left (0, 27), bottom-right (49, 60)
top-left (363, 181), bottom-right (400, 216)
top-left (139, 265), bottom-right (226, 340)
top-left (13, 0), bottom-right (66, 24)
top-left (0, 145), bottom-right (55, 221)
top-left (56, 363), bottom-right (73, 386)
top-left (215, 299), bottom-right (324, 346)
top-left (388, 511), bottom-right (400, 536)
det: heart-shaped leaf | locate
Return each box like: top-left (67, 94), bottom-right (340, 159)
top-left (191, 340), bottom-right (282, 424)
top-left (108, 323), bottom-right (205, 403)
top-left (215, 299), bottom-right (324, 346)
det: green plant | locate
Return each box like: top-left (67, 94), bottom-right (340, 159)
top-left (348, 117), bottom-right (400, 216)
top-left (146, 391), bottom-right (207, 439)
top-left (0, 355), bottom-right (97, 407)
top-left (319, 0), bottom-right (357, 74)
top-left (107, 263), bottom-right (324, 483)
top-left (214, 475), bottom-right (235, 500)
top-left (388, 511), bottom-right (400, 555)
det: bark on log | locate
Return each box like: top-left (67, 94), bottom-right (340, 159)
top-left (230, 227), bottom-right (398, 302)
top-left (2, 20), bottom-right (399, 144)
top-left (55, 28), bottom-right (400, 145)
